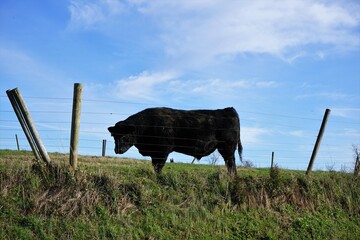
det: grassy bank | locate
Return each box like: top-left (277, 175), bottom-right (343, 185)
top-left (0, 150), bottom-right (359, 239)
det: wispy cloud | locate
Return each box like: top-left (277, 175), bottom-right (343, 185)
top-left (295, 92), bottom-right (354, 101)
top-left (68, 0), bottom-right (124, 29)
top-left (129, 0), bottom-right (360, 63)
top-left (111, 71), bottom-right (277, 102)
top-left (0, 47), bottom-right (69, 94)
top-left (113, 71), bottom-right (179, 101)
top-left (289, 130), bottom-right (305, 137)
top-left (171, 79), bottom-right (277, 96)
top-left (67, 0), bottom-right (360, 65)
top-left (343, 128), bottom-right (360, 138)
top-left (332, 108), bottom-right (360, 118)
top-left (242, 127), bottom-right (272, 144)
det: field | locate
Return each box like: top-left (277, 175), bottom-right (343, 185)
top-left (1, 150), bottom-right (359, 239)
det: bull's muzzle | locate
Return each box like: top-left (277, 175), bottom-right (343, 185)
top-left (114, 140), bottom-right (129, 154)
top-left (115, 141), bottom-right (123, 154)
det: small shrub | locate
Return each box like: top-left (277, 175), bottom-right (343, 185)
top-left (267, 165), bottom-right (282, 197)
top-left (242, 160), bottom-right (255, 168)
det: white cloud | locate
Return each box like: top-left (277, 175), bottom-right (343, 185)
top-left (242, 127), bottom-right (272, 144)
top-left (190, 79), bottom-right (251, 94)
top-left (0, 47), bottom-right (69, 93)
top-left (177, 79), bottom-right (277, 96)
top-left (255, 81), bottom-right (278, 88)
top-left (110, 71), bottom-right (277, 102)
top-left (68, 0), bottom-right (124, 29)
top-left (289, 130), bottom-right (305, 137)
top-left (129, 0), bottom-right (360, 63)
top-left (0, 47), bottom-right (33, 64)
top-left (332, 108), bottom-right (360, 118)
top-left (295, 92), bottom-right (354, 101)
top-left (343, 128), bottom-right (360, 138)
top-left (67, 0), bottom-right (360, 64)
top-left (113, 71), bottom-right (178, 101)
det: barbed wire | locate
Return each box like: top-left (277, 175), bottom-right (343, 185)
top-left (2, 138), bottom-right (346, 153)
top-left (1, 95), bottom-right (359, 169)
top-left (4, 95), bottom-right (360, 123)
top-left (0, 140), bottom-right (348, 159)
top-left (1, 95), bottom-right (359, 122)
top-left (1, 143), bottom-right (353, 166)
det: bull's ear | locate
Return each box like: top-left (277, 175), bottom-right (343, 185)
top-left (110, 123), bottom-right (135, 134)
top-left (108, 126), bottom-right (115, 133)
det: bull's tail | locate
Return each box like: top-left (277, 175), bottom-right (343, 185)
top-left (238, 137), bottom-right (243, 162)
top-left (234, 108), bottom-right (243, 162)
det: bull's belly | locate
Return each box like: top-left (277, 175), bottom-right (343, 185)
top-left (135, 143), bottom-right (173, 158)
top-left (134, 140), bottom-right (218, 159)
top-left (173, 141), bottom-right (217, 159)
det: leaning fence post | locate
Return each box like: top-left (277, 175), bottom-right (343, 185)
top-left (7, 88), bottom-right (51, 164)
top-left (6, 90), bottom-right (40, 159)
top-left (306, 109), bottom-right (331, 176)
top-left (13, 88), bottom-right (52, 164)
top-left (69, 83), bottom-right (83, 170)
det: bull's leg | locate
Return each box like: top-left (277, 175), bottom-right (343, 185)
top-left (218, 145), bottom-right (237, 175)
top-left (218, 147), bottom-right (236, 175)
top-left (151, 157), bottom-right (167, 174)
top-left (224, 156), bottom-right (237, 175)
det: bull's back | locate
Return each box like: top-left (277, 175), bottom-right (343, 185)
top-left (132, 107), bottom-right (239, 129)
top-left (126, 107), bottom-right (239, 139)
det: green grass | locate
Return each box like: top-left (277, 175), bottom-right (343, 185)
top-left (1, 150), bottom-right (359, 239)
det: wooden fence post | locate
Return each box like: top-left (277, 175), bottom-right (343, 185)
top-left (7, 90), bottom-right (40, 159)
top-left (306, 109), bottom-right (331, 176)
top-left (6, 88), bottom-right (51, 164)
top-left (13, 88), bottom-right (51, 164)
top-left (69, 83), bottom-right (83, 170)
top-left (15, 134), bottom-right (20, 151)
top-left (271, 152), bottom-right (275, 169)
top-left (102, 139), bottom-right (106, 157)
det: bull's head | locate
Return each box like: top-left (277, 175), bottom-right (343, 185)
top-left (108, 122), bottom-right (136, 154)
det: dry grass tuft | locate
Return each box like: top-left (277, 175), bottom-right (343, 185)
top-left (1, 162), bottom-right (139, 218)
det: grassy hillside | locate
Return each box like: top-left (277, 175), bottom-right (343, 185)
top-left (1, 150), bottom-right (359, 239)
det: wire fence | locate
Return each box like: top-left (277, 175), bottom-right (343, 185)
top-left (0, 95), bottom-right (359, 171)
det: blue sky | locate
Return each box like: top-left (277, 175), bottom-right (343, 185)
top-left (1, 0), bottom-right (359, 171)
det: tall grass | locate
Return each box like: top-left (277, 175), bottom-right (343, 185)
top-left (0, 150), bottom-right (359, 239)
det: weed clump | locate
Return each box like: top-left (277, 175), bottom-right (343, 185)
top-left (1, 151), bottom-right (360, 240)
top-left (0, 162), bottom-right (140, 218)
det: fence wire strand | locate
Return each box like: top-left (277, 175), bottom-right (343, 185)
top-left (1, 95), bottom-right (359, 170)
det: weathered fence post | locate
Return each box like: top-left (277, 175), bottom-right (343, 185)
top-left (102, 139), bottom-right (106, 157)
top-left (271, 152), bottom-right (275, 169)
top-left (7, 89), bottom-right (40, 159)
top-left (69, 83), bottom-right (83, 170)
top-left (13, 88), bottom-right (52, 164)
top-left (306, 109), bottom-right (331, 176)
top-left (15, 134), bottom-right (20, 151)
top-left (6, 88), bottom-right (51, 164)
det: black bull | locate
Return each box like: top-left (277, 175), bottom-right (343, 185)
top-left (108, 107), bottom-right (243, 175)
